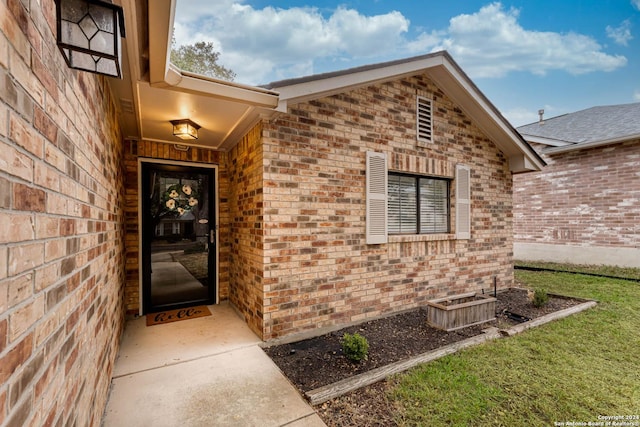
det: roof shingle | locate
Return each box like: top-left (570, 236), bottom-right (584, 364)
top-left (517, 102), bottom-right (640, 145)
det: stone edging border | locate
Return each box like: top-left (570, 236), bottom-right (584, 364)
top-left (305, 298), bottom-right (597, 405)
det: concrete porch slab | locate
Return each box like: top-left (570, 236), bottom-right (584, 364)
top-left (103, 302), bottom-right (326, 426)
top-left (112, 302), bottom-right (261, 377)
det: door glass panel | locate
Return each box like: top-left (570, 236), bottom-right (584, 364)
top-left (146, 166), bottom-right (213, 310)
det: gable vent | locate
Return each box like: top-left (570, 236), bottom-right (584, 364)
top-left (119, 98), bottom-right (135, 114)
top-left (417, 96), bottom-right (432, 143)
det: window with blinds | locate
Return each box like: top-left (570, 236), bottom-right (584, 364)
top-left (388, 173), bottom-right (450, 234)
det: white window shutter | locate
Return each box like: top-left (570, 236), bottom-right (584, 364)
top-left (366, 151), bottom-right (388, 244)
top-left (456, 164), bottom-right (471, 239)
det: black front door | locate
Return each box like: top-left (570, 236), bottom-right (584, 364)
top-left (141, 162), bottom-right (216, 313)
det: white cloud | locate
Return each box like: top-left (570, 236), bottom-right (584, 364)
top-left (634, 90), bottom-right (640, 101)
top-left (501, 105), bottom-right (560, 128)
top-left (606, 20), bottom-right (633, 46)
top-left (501, 107), bottom-right (540, 128)
top-left (174, 1), bottom-right (409, 84)
top-left (173, 1), bottom-right (628, 84)
top-left (430, 3), bottom-right (627, 78)
top-left (633, 0), bottom-right (640, 11)
top-left (406, 31), bottom-right (445, 53)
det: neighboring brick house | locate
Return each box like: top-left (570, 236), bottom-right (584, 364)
top-left (514, 103), bottom-right (640, 268)
top-left (1, 0), bottom-right (543, 425)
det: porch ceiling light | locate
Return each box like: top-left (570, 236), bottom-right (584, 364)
top-left (55, 0), bottom-right (126, 78)
top-left (171, 119), bottom-right (200, 140)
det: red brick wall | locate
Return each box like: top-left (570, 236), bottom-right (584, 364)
top-left (514, 139), bottom-right (640, 248)
top-left (226, 124), bottom-right (265, 337)
top-left (1, 1), bottom-right (125, 425)
top-left (260, 74), bottom-right (514, 339)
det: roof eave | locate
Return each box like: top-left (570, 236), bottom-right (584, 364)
top-left (270, 52), bottom-right (446, 107)
top-left (271, 51), bottom-right (545, 173)
top-left (519, 134), bottom-right (575, 147)
top-left (147, 0), bottom-right (279, 108)
top-left (544, 134), bottom-right (640, 154)
top-left (423, 54), bottom-right (546, 173)
top-left (115, 0), bottom-right (279, 151)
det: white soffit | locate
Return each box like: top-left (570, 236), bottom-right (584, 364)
top-left (117, 0), bottom-right (279, 151)
top-left (136, 81), bottom-right (268, 151)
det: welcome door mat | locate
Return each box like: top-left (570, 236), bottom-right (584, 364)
top-left (146, 306), bottom-right (212, 326)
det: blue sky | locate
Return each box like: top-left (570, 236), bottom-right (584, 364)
top-left (174, 0), bottom-right (640, 126)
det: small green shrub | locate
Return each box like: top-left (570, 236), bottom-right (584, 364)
top-left (532, 288), bottom-right (549, 307)
top-left (341, 332), bottom-right (369, 362)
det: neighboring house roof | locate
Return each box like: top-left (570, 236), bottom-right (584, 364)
top-left (518, 102), bottom-right (640, 154)
top-left (265, 51), bottom-right (545, 173)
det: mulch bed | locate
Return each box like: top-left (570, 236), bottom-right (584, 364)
top-left (263, 288), bottom-right (585, 426)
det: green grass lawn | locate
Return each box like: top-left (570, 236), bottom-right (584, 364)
top-left (389, 265), bottom-right (640, 426)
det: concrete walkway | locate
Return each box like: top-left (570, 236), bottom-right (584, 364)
top-left (102, 302), bottom-right (326, 427)
top-left (150, 251), bottom-right (208, 306)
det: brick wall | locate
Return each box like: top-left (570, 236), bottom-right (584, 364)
top-left (514, 139), bottom-right (640, 248)
top-left (1, 1), bottom-right (125, 425)
top-left (226, 124), bottom-right (265, 337)
top-left (260, 74), bottom-right (513, 339)
top-left (122, 141), bottom-right (229, 314)
top-left (120, 126), bottom-right (267, 337)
